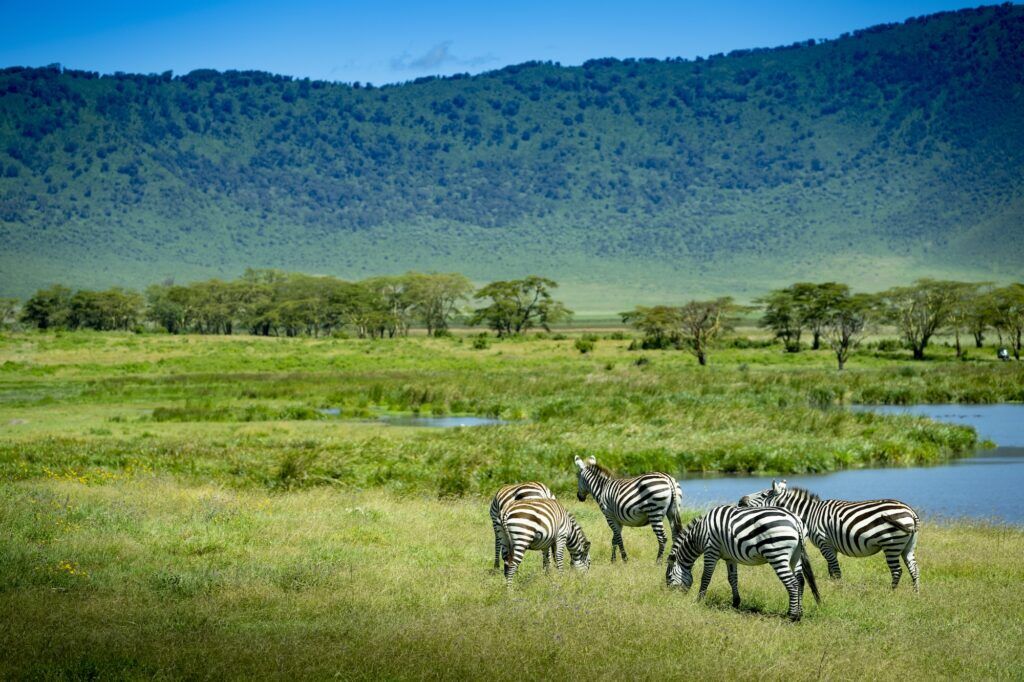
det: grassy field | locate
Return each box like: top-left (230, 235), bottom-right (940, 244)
top-left (2, 331), bottom-right (1023, 679)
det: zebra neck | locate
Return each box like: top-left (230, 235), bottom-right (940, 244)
top-left (586, 470), bottom-right (611, 500)
top-left (779, 494), bottom-right (820, 524)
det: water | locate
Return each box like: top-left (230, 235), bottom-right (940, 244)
top-left (378, 415), bottom-right (508, 428)
top-left (315, 408), bottom-right (507, 428)
top-left (679, 404), bottom-right (1024, 523)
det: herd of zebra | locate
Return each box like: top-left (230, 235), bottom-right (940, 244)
top-left (491, 456), bottom-right (921, 621)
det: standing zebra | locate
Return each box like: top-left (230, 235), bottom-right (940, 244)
top-left (574, 455), bottom-right (683, 562)
top-left (500, 498), bottom-right (591, 587)
top-left (738, 480), bottom-right (920, 591)
top-left (666, 505), bottom-right (821, 621)
top-left (489, 482), bottom-right (556, 569)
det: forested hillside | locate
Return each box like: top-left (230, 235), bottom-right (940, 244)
top-left (1, 4), bottom-right (1022, 310)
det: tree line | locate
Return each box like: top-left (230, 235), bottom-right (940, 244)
top-left (4, 275), bottom-right (1023, 370)
top-left (6, 271), bottom-right (571, 339)
top-left (620, 279), bottom-right (1024, 369)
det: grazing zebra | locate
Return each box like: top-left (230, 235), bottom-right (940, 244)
top-left (666, 505), bottom-right (821, 621)
top-left (499, 498), bottom-right (591, 587)
top-left (574, 455), bottom-right (683, 562)
top-left (489, 482), bottom-right (557, 569)
top-left (738, 480), bottom-right (920, 591)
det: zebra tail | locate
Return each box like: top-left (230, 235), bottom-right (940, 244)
top-left (498, 518), bottom-right (514, 565)
top-left (668, 481), bottom-right (684, 540)
top-left (882, 510), bottom-right (918, 534)
top-left (800, 542), bottom-right (821, 605)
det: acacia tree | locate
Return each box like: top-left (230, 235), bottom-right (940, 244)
top-left (794, 282), bottom-right (849, 350)
top-left (989, 283), bottom-right (1024, 360)
top-left (20, 285), bottom-right (73, 330)
top-left (822, 293), bottom-right (873, 370)
top-left (757, 289), bottom-right (803, 351)
top-left (677, 297), bottom-right (734, 366)
top-left (621, 305), bottom-right (683, 349)
top-left (0, 298), bottom-right (18, 329)
top-left (470, 276), bottom-right (571, 336)
top-left (877, 279), bottom-right (960, 360)
top-left (945, 282), bottom-right (984, 358)
top-left (407, 272), bottom-right (473, 336)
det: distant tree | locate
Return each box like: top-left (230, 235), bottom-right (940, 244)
top-left (20, 285), bottom-right (73, 330)
top-left (621, 305), bottom-right (682, 349)
top-left (822, 293), bottom-right (873, 370)
top-left (988, 283), bottom-right (1024, 360)
top-left (677, 297), bottom-right (735, 366)
top-left (876, 279), bottom-right (960, 360)
top-left (794, 282), bottom-right (850, 350)
top-left (146, 284), bottom-right (195, 334)
top-left (0, 298), bottom-right (18, 329)
top-left (945, 282), bottom-right (984, 358)
top-left (470, 276), bottom-right (572, 336)
top-left (406, 272), bottom-right (473, 336)
top-left (756, 288), bottom-right (803, 351)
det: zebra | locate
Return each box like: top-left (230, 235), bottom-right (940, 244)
top-left (573, 455), bottom-right (683, 563)
top-left (489, 482), bottom-right (556, 570)
top-left (665, 505), bottom-right (821, 621)
top-left (738, 479), bottom-right (920, 591)
top-left (499, 498), bottom-right (591, 587)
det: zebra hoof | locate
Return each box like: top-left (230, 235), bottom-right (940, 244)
top-left (732, 598), bottom-right (741, 609)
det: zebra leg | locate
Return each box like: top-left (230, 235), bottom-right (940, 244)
top-left (608, 518), bottom-right (627, 563)
top-left (650, 516), bottom-right (667, 563)
top-left (726, 561), bottom-right (740, 608)
top-left (885, 547), bottom-right (904, 590)
top-left (818, 542), bottom-right (842, 580)
top-left (504, 547), bottom-right (523, 588)
top-left (542, 546), bottom-right (551, 573)
top-left (493, 523), bottom-right (503, 571)
top-left (770, 553), bottom-right (802, 621)
top-left (697, 550), bottom-right (719, 601)
top-left (555, 536), bottom-right (566, 572)
top-left (902, 533), bottom-right (920, 592)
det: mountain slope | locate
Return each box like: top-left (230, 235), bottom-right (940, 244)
top-left (1, 4), bottom-right (1022, 311)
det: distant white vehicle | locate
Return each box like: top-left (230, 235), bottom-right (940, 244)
top-left (998, 347), bottom-right (1010, 361)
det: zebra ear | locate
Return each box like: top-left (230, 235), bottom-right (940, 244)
top-left (772, 479), bottom-right (787, 495)
top-left (587, 456), bottom-right (597, 466)
top-left (574, 456), bottom-right (584, 469)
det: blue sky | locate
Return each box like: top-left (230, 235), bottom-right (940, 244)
top-left (0, 1), bottom-right (992, 84)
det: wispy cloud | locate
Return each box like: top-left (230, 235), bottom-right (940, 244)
top-left (391, 41), bottom-right (496, 71)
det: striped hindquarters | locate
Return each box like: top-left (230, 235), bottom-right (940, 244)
top-left (707, 506), bottom-right (804, 565)
top-left (821, 499), bottom-right (918, 556)
top-left (489, 482), bottom-right (555, 525)
top-left (606, 472), bottom-right (678, 526)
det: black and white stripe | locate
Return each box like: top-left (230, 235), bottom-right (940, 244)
top-left (666, 505), bottom-right (821, 621)
top-left (574, 455), bottom-right (683, 562)
top-left (739, 480), bottom-right (920, 591)
top-left (499, 498), bottom-right (591, 587)
top-left (489, 482), bottom-right (556, 569)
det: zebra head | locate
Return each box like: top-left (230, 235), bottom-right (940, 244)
top-left (665, 518), bottom-right (701, 590)
top-left (737, 479), bottom-right (788, 507)
top-left (566, 515), bottom-right (592, 570)
top-left (573, 455), bottom-right (599, 501)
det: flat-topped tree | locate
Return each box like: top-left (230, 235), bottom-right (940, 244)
top-left (678, 297), bottom-right (735, 366)
top-left (876, 279), bottom-right (961, 360)
top-left (470, 276), bottom-right (572, 336)
top-left (822, 292), bottom-right (873, 370)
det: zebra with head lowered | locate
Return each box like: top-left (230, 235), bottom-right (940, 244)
top-left (489, 482), bottom-right (556, 570)
top-left (666, 505), bottom-right (821, 621)
top-left (500, 498), bottom-right (591, 587)
top-left (739, 480), bottom-right (920, 591)
top-left (574, 455), bottom-right (683, 563)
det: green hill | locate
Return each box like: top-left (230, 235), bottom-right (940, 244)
top-left (1, 5), bottom-right (1022, 312)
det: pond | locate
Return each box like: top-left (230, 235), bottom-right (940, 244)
top-left (678, 403), bottom-right (1024, 523)
top-left (315, 408), bottom-right (508, 428)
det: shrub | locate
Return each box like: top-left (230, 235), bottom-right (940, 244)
top-left (472, 335), bottom-right (490, 350)
top-left (574, 334), bottom-right (597, 354)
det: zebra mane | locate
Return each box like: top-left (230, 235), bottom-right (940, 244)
top-left (783, 486), bottom-right (821, 502)
top-left (590, 461), bottom-right (616, 477)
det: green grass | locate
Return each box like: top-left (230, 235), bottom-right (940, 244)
top-left (1, 479), bottom-right (1022, 679)
top-left (1, 331), bottom-right (1023, 678)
